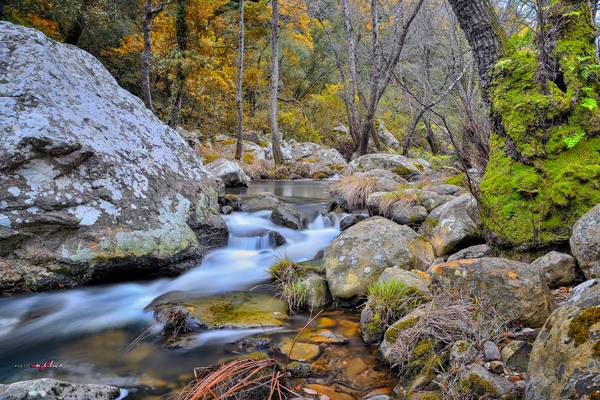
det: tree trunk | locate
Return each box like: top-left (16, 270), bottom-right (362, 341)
top-left (140, 0), bottom-right (157, 111)
top-left (234, 0), bottom-right (245, 161)
top-left (270, 0), bottom-right (284, 165)
top-left (168, 0), bottom-right (188, 127)
top-left (446, 0), bottom-right (506, 98)
top-left (424, 117), bottom-right (441, 155)
top-left (448, 0), bottom-right (600, 249)
top-left (340, 0), bottom-right (362, 145)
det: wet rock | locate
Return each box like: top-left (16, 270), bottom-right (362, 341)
top-left (229, 337), bottom-right (271, 354)
top-left (0, 23), bottom-right (227, 294)
top-left (501, 340), bottom-right (532, 371)
top-left (268, 231), bottom-right (287, 247)
top-left (149, 291), bottom-right (288, 329)
top-left (206, 158), bottom-right (250, 187)
top-left (446, 244), bottom-right (491, 262)
top-left (459, 364), bottom-right (513, 397)
top-left (308, 329), bottom-right (349, 344)
top-left (271, 203), bottom-right (307, 230)
top-left (430, 258), bottom-right (554, 327)
top-left (525, 279), bottom-right (600, 400)
top-left (219, 194), bottom-right (242, 211)
top-left (340, 214), bottom-right (368, 231)
top-left (241, 192), bottom-right (281, 212)
top-left (0, 378), bottom-right (120, 400)
top-left (344, 153), bottom-right (429, 180)
top-left (570, 204), bottom-right (600, 279)
top-left (483, 340), bottom-right (501, 361)
top-left (277, 338), bottom-right (321, 362)
top-left (531, 251), bottom-right (581, 289)
top-left (324, 217), bottom-right (434, 300)
top-left (303, 384), bottom-right (354, 400)
top-left (221, 205), bottom-right (233, 215)
top-left (419, 194), bottom-right (482, 256)
top-left (301, 273), bottom-right (332, 310)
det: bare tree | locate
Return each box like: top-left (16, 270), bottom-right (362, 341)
top-left (270, 0), bottom-right (284, 165)
top-left (234, 0), bottom-right (245, 161)
top-left (141, 0), bottom-right (164, 111)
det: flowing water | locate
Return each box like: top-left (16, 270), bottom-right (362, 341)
top-left (0, 181), bottom-right (394, 399)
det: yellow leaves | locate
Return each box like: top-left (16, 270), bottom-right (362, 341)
top-left (103, 34), bottom-right (143, 57)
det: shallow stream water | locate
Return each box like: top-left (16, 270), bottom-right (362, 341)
top-left (0, 181), bottom-right (394, 399)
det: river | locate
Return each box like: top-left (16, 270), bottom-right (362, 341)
top-left (0, 181), bottom-right (394, 399)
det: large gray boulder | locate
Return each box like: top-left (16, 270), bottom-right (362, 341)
top-left (0, 379), bottom-right (120, 400)
top-left (324, 217), bottom-right (434, 300)
top-left (206, 158), bottom-right (250, 187)
top-left (419, 194), bottom-right (483, 256)
top-left (525, 280), bottom-right (600, 400)
top-left (430, 258), bottom-right (554, 327)
top-left (570, 204), bottom-right (600, 279)
top-left (530, 251), bottom-right (581, 289)
top-left (271, 203), bottom-right (307, 230)
top-left (0, 23), bottom-right (227, 294)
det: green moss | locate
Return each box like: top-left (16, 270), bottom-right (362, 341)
top-left (203, 154), bottom-right (220, 164)
top-left (458, 373), bottom-right (498, 397)
top-left (481, 2), bottom-right (600, 248)
top-left (384, 316), bottom-right (420, 343)
top-left (568, 306), bottom-right (600, 346)
top-left (241, 153), bottom-right (256, 164)
top-left (444, 173), bottom-right (465, 187)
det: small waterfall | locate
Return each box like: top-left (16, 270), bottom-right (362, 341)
top-left (228, 233), bottom-right (273, 250)
top-left (309, 213), bottom-right (333, 229)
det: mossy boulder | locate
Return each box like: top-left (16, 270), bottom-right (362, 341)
top-left (324, 217), bottom-right (434, 300)
top-left (458, 364), bottom-right (513, 398)
top-left (380, 306), bottom-right (428, 362)
top-left (300, 273), bottom-right (331, 310)
top-left (149, 291), bottom-right (288, 329)
top-left (430, 258), bottom-right (554, 327)
top-left (526, 279), bottom-right (600, 400)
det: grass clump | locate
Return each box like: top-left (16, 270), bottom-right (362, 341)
top-left (268, 257), bottom-right (308, 312)
top-left (333, 175), bottom-right (380, 210)
top-left (364, 279), bottom-right (428, 338)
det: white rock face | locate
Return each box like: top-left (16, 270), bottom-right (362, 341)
top-left (0, 22), bottom-right (227, 294)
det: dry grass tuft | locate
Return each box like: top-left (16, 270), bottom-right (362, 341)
top-left (176, 358), bottom-right (293, 400)
top-left (334, 175), bottom-right (380, 210)
top-left (387, 291), bottom-right (508, 374)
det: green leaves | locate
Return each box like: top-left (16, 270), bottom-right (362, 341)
top-left (580, 98), bottom-right (598, 110)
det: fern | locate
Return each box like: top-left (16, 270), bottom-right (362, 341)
top-left (563, 132), bottom-right (586, 149)
top-left (580, 98), bottom-right (598, 110)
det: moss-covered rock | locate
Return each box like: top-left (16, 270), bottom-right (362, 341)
top-left (481, 1), bottom-right (600, 248)
top-left (526, 280), bottom-right (600, 399)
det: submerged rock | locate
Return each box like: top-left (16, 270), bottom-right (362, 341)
top-left (430, 258), bottom-right (554, 327)
top-left (324, 217), bottom-right (434, 300)
top-left (150, 291), bottom-right (288, 329)
top-left (570, 204), bottom-right (600, 279)
top-left (277, 338), bottom-right (321, 362)
top-left (0, 23), bottom-right (226, 294)
top-left (0, 378), bottom-right (120, 400)
top-left (206, 158), bottom-right (250, 187)
top-left (526, 279), bottom-right (600, 400)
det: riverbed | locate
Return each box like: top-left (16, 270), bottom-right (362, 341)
top-left (0, 181), bottom-right (394, 399)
